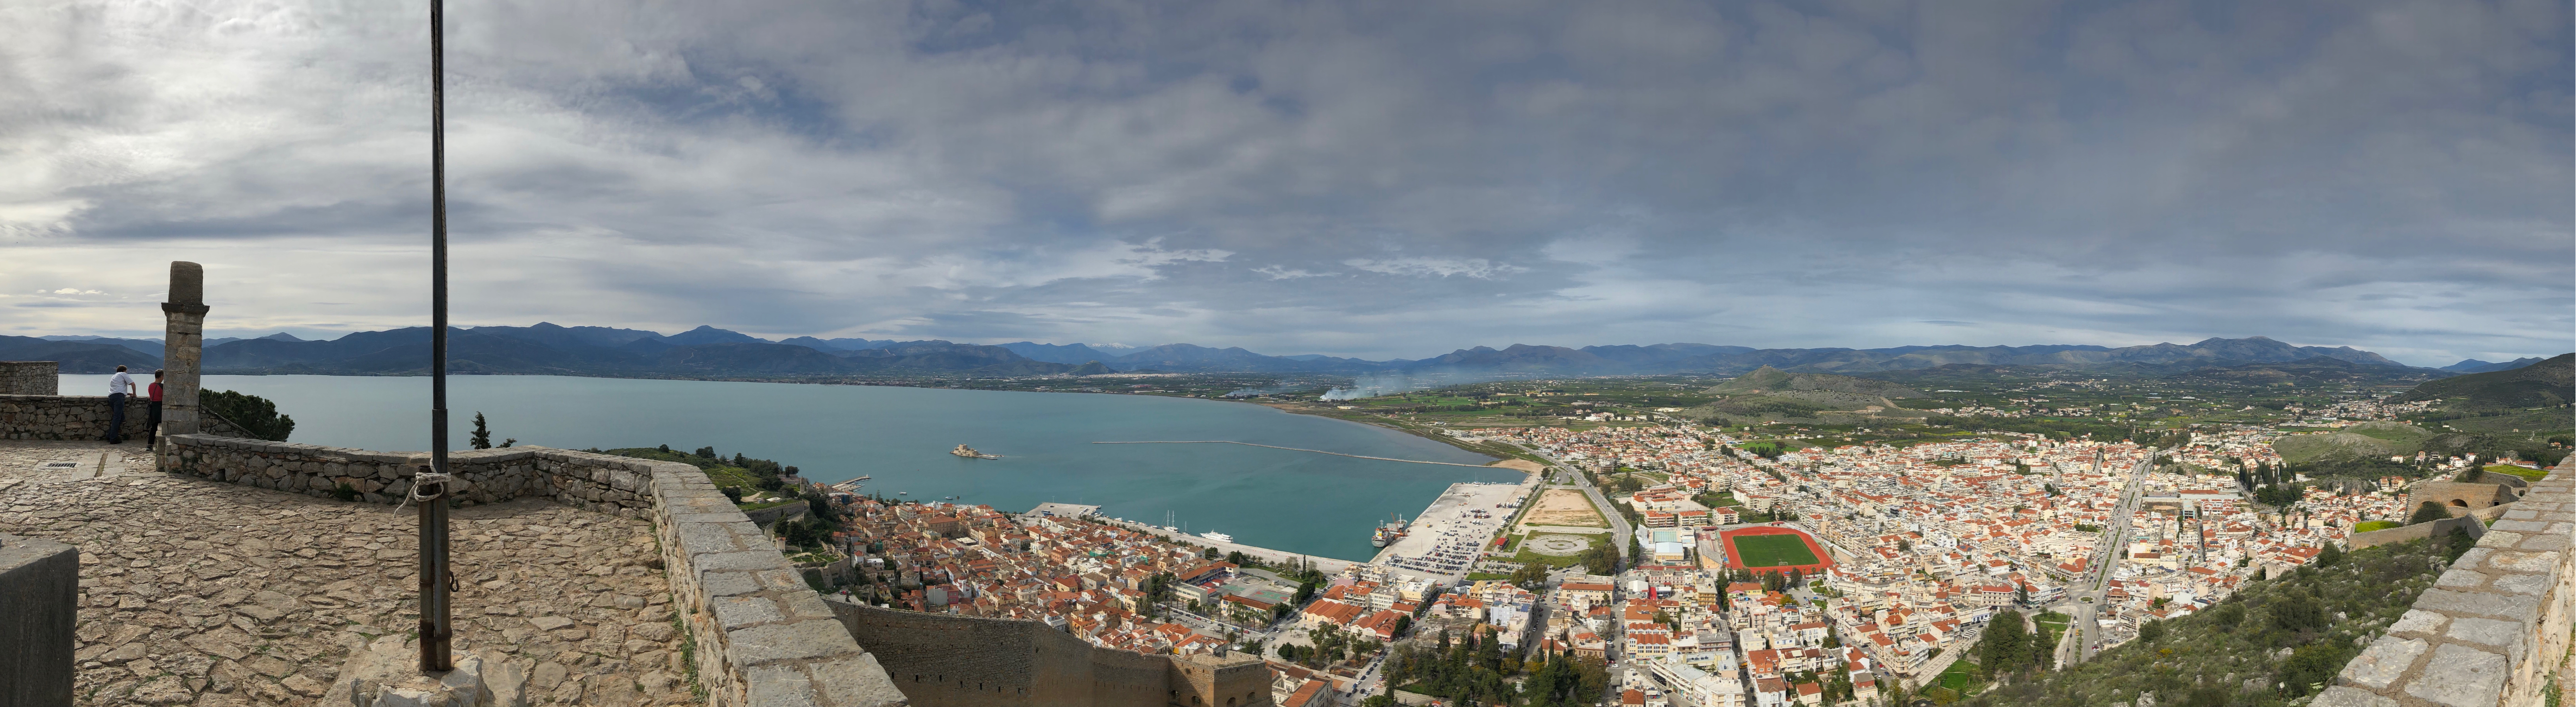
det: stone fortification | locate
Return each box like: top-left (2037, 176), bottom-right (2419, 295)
top-left (2410, 478), bottom-right (2525, 517)
top-left (2347, 514), bottom-right (2490, 551)
top-left (159, 436), bottom-right (658, 513)
top-left (0, 394), bottom-right (252, 442)
top-left (2319, 459), bottom-right (2576, 707)
top-left (829, 600), bottom-right (1272, 707)
top-left (150, 433), bottom-right (907, 706)
top-left (0, 362), bottom-right (55, 395)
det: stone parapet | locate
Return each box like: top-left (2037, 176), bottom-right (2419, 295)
top-left (157, 436), bottom-right (664, 514)
top-left (645, 458), bottom-right (907, 707)
top-left (0, 362), bottom-right (56, 395)
top-left (0, 394), bottom-right (250, 441)
top-left (2319, 459), bottom-right (2576, 707)
top-left (828, 599), bottom-right (1271, 707)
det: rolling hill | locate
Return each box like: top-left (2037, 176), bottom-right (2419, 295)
top-left (2391, 353), bottom-right (2573, 413)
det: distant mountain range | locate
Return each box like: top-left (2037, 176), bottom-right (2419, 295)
top-left (4, 324), bottom-right (2557, 380)
top-left (2439, 356), bottom-right (2546, 374)
top-left (2394, 353), bottom-right (2574, 412)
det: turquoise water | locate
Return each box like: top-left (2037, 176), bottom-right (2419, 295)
top-left (58, 374), bottom-right (1498, 561)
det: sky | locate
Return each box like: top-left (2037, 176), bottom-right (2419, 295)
top-left (2, 0), bottom-right (2569, 366)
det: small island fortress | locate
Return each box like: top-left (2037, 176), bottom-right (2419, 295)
top-left (952, 444), bottom-right (999, 459)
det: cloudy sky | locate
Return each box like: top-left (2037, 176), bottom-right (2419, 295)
top-left (2, 0), bottom-right (2567, 365)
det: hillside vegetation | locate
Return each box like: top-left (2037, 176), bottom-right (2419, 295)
top-left (1709, 366), bottom-right (1926, 398)
top-left (1962, 532), bottom-right (2470, 707)
top-left (2393, 353), bottom-right (2572, 412)
top-left (2272, 422), bottom-right (2433, 464)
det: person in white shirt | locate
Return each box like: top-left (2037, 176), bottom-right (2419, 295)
top-left (104, 365), bottom-right (135, 444)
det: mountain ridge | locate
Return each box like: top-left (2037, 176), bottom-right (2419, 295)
top-left (10, 323), bottom-right (2487, 378)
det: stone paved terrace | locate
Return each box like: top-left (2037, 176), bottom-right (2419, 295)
top-left (0, 440), bottom-right (702, 707)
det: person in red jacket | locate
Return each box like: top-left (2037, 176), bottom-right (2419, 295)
top-left (146, 369), bottom-right (166, 448)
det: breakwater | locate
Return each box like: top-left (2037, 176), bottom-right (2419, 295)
top-left (1092, 439), bottom-right (1500, 468)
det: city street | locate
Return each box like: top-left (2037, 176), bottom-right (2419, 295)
top-left (2062, 447), bottom-right (2159, 665)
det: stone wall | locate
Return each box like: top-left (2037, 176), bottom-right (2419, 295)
top-left (157, 436), bottom-right (658, 513)
top-left (2348, 515), bottom-right (2488, 551)
top-left (2319, 460), bottom-right (2576, 707)
top-left (0, 394), bottom-right (250, 442)
top-left (151, 434), bottom-right (909, 706)
top-left (0, 363), bottom-right (55, 395)
top-left (2410, 480), bottom-right (2524, 515)
top-left (644, 455), bottom-right (908, 707)
top-left (830, 600), bottom-right (1272, 707)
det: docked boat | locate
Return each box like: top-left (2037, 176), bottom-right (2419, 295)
top-left (1370, 513), bottom-right (1408, 548)
top-left (1199, 530), bottom-right (1234, 543)
top-left (951, 444), bottom-right (1000, 459)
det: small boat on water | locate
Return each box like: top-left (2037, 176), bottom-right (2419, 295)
top-left (1199, 530), bottom-right (1233, 543)
top-left (951, 444), bottom-right (1000, 459)
top-left (898, 491), bottom-right (909, 496)
top-left (944, 496), bottom-right (959, 500)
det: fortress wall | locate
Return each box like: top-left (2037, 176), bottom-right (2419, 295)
top-left (644, 457), bottom-right (905, 707)
top-left (829, 600), bottom-right (1275, 707)
top-left (1, 394), bottom-right (252, 442)
top-left (2346, 515), bottom-right (2487, 551)
top-left (2319, 458), bottom-right (2576, 707)
top-left (156, 436), bottom-right (658, 514)
top-left (0, 362), bottom-right (55, 395)
top-left (152, 434), bottom-right (909, 706)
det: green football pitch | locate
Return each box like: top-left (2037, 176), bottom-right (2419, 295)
top-left (1731, 534), bottom-right (1821, 567)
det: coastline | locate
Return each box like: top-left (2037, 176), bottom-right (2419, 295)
top-left (91, 368), bottom-right (1543, 470)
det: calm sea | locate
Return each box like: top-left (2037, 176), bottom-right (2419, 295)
top-left (59, 374), bottom-right (1499, 561)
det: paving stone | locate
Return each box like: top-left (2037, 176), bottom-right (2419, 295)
top-left (2403, 643), bottom-right (2509, 707)
top-left (2337, 637), bottom-right (2424, 690)
top-left (2310, 686), bottom-right (2399, 707)
top-left (2443, 616), bottom-right (2520, 647)
top-left (2411, 589), bottom-right (2540, 619)
top-left (2387, 610), bottom-right (2448, 636)
top-left (0, 441), bottom-right (691, 707)
top-left (725, 621), bottom-right (864, 664)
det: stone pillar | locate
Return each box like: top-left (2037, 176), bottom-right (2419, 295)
top-left (0, 532), bottom-right (79, 707)
top-left (159, 262), bottom-right (209, 439)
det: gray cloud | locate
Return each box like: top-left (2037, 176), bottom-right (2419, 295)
top-left (0, 0), bottom-right (2566, 366)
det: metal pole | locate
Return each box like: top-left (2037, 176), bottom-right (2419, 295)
top-left (420, 0), bottom-right (454, 674)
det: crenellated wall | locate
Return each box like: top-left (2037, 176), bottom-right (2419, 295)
top-left (150, 434), bottom-right (909, 706)
top-left (829, 600), bottom-right (1272, 707)
top-left (2318, 459), bottom-right (2576, 707)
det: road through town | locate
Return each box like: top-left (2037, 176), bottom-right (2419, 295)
top-left (2062, 447), bottom-right (2160, 666)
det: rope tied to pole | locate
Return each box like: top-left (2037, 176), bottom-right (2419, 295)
top-left (399, 469), bottom-right (451, 510)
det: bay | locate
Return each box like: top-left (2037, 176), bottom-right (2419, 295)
top-left (61, 374), bottom-right (1502, 561)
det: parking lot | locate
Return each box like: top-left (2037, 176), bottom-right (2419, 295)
top-left (1371, 481), bottom-right (1530, 578)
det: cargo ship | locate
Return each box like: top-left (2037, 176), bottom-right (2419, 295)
top-left (951, 444), bottom-right (1000, 459)
top-left (1371, 513), bottom-right (1408, 548)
